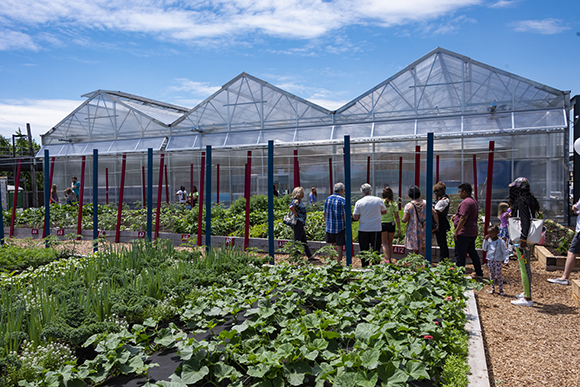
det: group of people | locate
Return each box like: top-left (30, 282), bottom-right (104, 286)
top-left (286, 177), bottom-right (558, 308)
top-left (175, 186), bottom-right (199, 208)
top-left (49, 176), bottom-right (81, 205)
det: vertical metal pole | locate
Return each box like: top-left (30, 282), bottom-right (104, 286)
top-left (9, 159), bottom-right (22, 238)
top-left (105, 167), bottom-right (109, 204)
top-left (164, 164), bottom-right (169, 204)
top-left (205, 146), bottom-right (212, 252)
top-left (415, 145), bottom-right (421, 187)
top-left (426, 134), bottom-right (434, 263)
top-left (115, 154), bottom-right (127, 243)
top-left (43, 156), bottom-right (57, 238)
top-left (366, 156), bottom-right (371, 184)
top-left (197, 152), bottom-right (205, 246)
top-left (268, 141), bottom-right (274, 263)
top-left (398, 157), bottom-right (403, 210)
top-left (93, 149), bottom-right (98, 253)
top-left (244, 151), bottom-right (252, 250)
top-left (154, 154), bottom-right (165, 239)
top-left (436, 155), bottom-right (440, 183)
top-left (142, 165), bottom-right (146, 208)
top-left (473, 154), bottom-right (478, 202)
top-left (43, 150), bottom-right (50, 247)
top-left (147, 149), bottom-right (153, 242)
top-left (76, 156), bottom-right (86, 240)
top-left (483, 141), bottom-right (495, 264)
top-left (344, 136), bottom-right (352, 266)
top-left (49, 157), bottom-right (55, 193)
top-left (293, 149), bottom-right (299, 188)
top-left (216, 163), bottom-right (220, 204)
top-left (190, 163), bottom-right (194, 196)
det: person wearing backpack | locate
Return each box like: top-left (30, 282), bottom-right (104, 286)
top-left (402, 185), bottom-right (439, 255)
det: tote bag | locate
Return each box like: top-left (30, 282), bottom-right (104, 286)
top-left (508, 210), bottom-right (543, 245)
top-left (283, 211), bottom-right (296, 227)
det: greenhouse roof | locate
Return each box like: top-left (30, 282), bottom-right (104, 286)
top-left (39, 48), bottom-right (570, 156)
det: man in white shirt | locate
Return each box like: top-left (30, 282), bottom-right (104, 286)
top-left (353, 183), bottom-right (387, 266)
top-left (547, 198), bottom-right (580, 285)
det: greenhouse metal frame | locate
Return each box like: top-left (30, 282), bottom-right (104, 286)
top-left (39, 47), bottom-right (571, 220)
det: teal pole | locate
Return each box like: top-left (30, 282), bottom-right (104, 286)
top-left (147, 148), bottom-right (153, 242)
top-left (268, 140), bottom-right (274, 263)
top-left (93, 149), bottom-right (98, 253)
top-left (344, 135), bottom-right (352, 266)
top-left (43, 149), bottom-right (50, 248)
top-left (426, 133), bottom-right (434, 263)
top-left (205, 145), bottom-right (212, 252)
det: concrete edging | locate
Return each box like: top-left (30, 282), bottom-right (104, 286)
top-left (465, 289), bottom-right (490, 387)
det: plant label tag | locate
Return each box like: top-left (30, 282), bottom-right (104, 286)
top-left (277, 240), bottom-right (287, 248)
top-left (393, 245), bottom-right (405, 254)
top-left (225, 237), bottom-right (234, 246)
top-left (57, 229), bottom-right (64, 236)
top-left (181, 234), bottom-right (191, 241)
top-left (31, 229), bottom-right (39, 235)
top-left (98, 230), bottom-right (106, 237)
top-left (137, 231), bottom-right (146, 238)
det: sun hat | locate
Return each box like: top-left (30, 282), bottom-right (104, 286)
top-left (509, 177), bottom-right (530, 189)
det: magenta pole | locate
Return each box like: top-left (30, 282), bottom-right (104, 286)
top-left (115, 154), bottom-right (127, 243)
top-left (293, 149), bottom-right (299, 188)
top-left (43, 157), bottom-right (56, 238)
top-left (216, 163), bottom-right (220, 204)
top-left (473, 154), bottom-right (478, 202)
top-left (414, 146), bottom-right (420, 187)
top-left (329, 158), bottom-right (333, 191)
top-left (436, 155), bottom-right (440, 183)
top-left (190, 163), bottom-right (194, 194)
top-left (398, 157), bottom-right (403, 210)
top-left (483, 141), bottom-right (495, 263)
top-left (76, 156), bottom-right (86, 240)
top-left (197, 152), bottom-right (205, 246)
top-left (154, 154), bottom-right (165, 239)
top-left (142, 166), bottom-right (146, 208)
top-left (366, 156), bottom-right (370, 183)
top-left (244, 151), bottom-right (252, 250)
top-left (164, 164), bottom-right (169, 204)
top-left (9, 159), bottom-right (22, 237)
top-left (105, 167), bottom-right (109, 204)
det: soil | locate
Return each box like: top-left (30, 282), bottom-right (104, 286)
top-left (11, 239), bottom-right (580, 387)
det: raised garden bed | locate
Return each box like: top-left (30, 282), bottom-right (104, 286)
top-left (533, 244), bottom-right (580, 271)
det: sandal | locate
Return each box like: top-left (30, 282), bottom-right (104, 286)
top-left (487, 290), bottom-right (495, 294)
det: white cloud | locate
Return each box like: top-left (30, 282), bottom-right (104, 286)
top-left (168, 78), bottom-right (221, 96)
top-left (489, 0), bottom-right (519, 8)
top-left (513, 18), bottom-right (570, 35)
top-left (0, 99), bottom-right (81, 141)
top-left (0, 29), bottom-right (38, 51)
top-left (0, 0), bottom-right (483, 49)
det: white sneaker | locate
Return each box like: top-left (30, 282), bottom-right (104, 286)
top-left (547, 278), bottom-right (569, 285)
top-left (511, 298), bottom-right (533, 307)
top-left (516, 292), bottom-right (525, 299)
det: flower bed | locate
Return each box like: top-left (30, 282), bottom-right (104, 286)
top-left (1, 242), bottom-right (479, 386)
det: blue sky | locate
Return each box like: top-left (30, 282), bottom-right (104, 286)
top-left (0, 0), bottom-right (579, 142)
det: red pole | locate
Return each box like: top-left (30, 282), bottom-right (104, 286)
top-left (436, 155), bottom-right (440, 183)
top-left (164, 164), bottom-right (169, 204)
top-left (293, 149), bottom-right (299, 188)
top-left (142, 165), bottom-right (146, 208)
top-left (244, 151), bottom-right (252, 250)
top-left (9, 159), bottom-right (22, 237)
top-left (414, 146), bottom-right (420, 187)
top-left (43, 157), bottom-right (56, 238)
top-left (105, 168), bottom-right (109, 204)
top-left (216, 163), bottom-right (220, 204)
top-left (329, 158), bottom-right (333, 192)
top-left (190, 163), bottom-right (194, 195)
top-left (366, 156), bottom-right (370, 184)
top-left (115, 154), bottom-right (127, 243)
top-left (76, 156), bottom-right (86, 239)
top-left (473, 154), bottom-right (478, 202)
top-left (197, 152), bottom-right (205, 246)
top-left (155, 154), bottom-right (165, 239)
top-left (483, 142), bottom-right (495, 264)
top-left (398, 157), bottom-right (403, 210)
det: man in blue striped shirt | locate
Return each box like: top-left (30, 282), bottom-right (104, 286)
top-left (324, 182), bottom-right (346, 262)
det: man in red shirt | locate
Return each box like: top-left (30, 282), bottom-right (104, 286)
top-left (452, 183), bottom-right (483, 278)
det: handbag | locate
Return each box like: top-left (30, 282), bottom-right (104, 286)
top-left (508, 210), bottom-right (543, 245)
top-left (283, 210), bottom-right (296, 226)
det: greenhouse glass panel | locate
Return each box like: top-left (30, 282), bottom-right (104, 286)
top-left (225, 132), bottom-right (260, 147)
top-left (262, 129), bottom-right (296, 144)
top-left (333, 124), bottom-right (372, 141)
top-left (373, 121), bottom-right (415, 138)
top-left (417, 118), bottom-right (461, 135)
top-left (463, 113), bottom-right (512, 132)
top-left (295, 127), bottom-right (332, 143)
top-left (548, 132), bottom-right (565, 157)
top-left (86, 141), bottom-right (114, 154)
top-left (514, 110), bottom-right (566, 130)
top-left (166, 135), bottom-right (198, 151)
top-left (511, 134), bottom-right (548, 158)
top-left (107, 139), bottom-right (139, 153)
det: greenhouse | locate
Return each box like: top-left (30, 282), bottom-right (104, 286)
top-left (38, 47), bottom-right (570, 220)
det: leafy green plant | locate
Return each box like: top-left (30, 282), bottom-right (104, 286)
top-left (356, 249), bottom-right (383, 265)
top-left (277, 241), bottom-right (306, 266)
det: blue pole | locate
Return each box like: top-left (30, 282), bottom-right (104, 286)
top-left (43, 149), bottom-right (50, 248)
top-left (268, 140), bottom-right (274, 263)
top-left (147, 148), bottom-right (153, 242)
top-left (205, 145), bottom-right (212, 252)
top-left (426, 133), bottom-right (434, 263)
top-left (93, 149), bottom-right (98, 253)
top-left (344, 135), bottom-right (352, 266)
